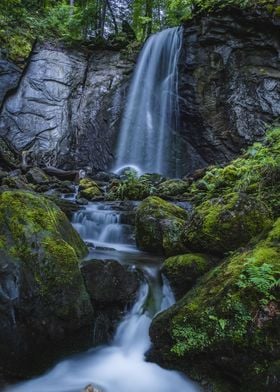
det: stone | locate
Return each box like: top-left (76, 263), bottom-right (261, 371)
top-left (81, 259), bottom-right (140, 344)
top-left (184, 192), bottom-right (272, 256)
top-left (79, 178), bottom-right (102, 200)
top-left (0, 190), bottom-right (93, 378)
top-left (0, 59), bottom-right (21, 106)
top-left (162, 253), bottom-right (213, 299)
top-left (0, 43), bottom-right (134, 172)
top-left (26, 167), bottom-right (49, 184)
top-left (135, 196), bottom-right (189, 256)
top-left (155, 179), bottom-right (189, 198)
top-left (178, 7), bottom-right (280, 175)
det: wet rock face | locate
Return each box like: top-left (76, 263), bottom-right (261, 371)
top-left (178, 8), bottom-right (280, 174)
top-left (0, 43), bottom-right (134, 172)
top-left (0, 59), bottom-right (21, 106)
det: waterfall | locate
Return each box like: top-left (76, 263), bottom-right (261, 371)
top-left (114, 27), bottom-right (183, 177)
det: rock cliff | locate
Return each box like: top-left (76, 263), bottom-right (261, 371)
top-left (178, 7), bottom-right (280, 174)
top-left (0, 43), bottom-right (134, 172)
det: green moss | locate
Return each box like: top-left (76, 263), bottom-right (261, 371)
top-left (185, 192), bottom-right (272, 255)
top-left (156, 179), bottom-right (189, 198)
top-left (187, 128), bottom-right (280, 217)
top-left (163, 253), bottom-right (212, 298)
top-left (0, 190), bottom-right (89, 311)
top-left (79, 178), bottom-right (102, 200)
top-left (164, 253), bottom-right (209, 274)
top-left (136, 196), bottom-right (188, 255)
top-left (150, 219), bottom-right (280, 391)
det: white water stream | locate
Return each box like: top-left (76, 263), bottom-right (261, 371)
top-left (5, 202), bottom-right (200, 392)
top-left (114, 27), bottom-right (182, 177)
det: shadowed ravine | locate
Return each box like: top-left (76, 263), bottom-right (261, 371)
top-left (5, 202), bottom-right (200, 392)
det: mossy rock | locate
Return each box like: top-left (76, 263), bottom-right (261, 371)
top-left (150, 219), bottom-right (280, 391)
top-left (156, 179), bottom-right (189, 198)
top-left (0, 190), bottom-right (93, 377)
top-left (185, 192), bottom-right (272, 255)
top-left (163, 253), bottom-right (213, 299)
top-left (79, 177), bottom-right (102, 200)
top-left (2, 174), bottom-right (34, 190)
top-left (136, 196), bottom-right (189, 255)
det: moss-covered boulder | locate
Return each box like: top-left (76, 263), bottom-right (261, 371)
top-left (135, 196), bottom-right (189, 255)
top-left (185, 192), bottom-right (271, 256)
top-left (150, 219), bottom-right (280, 392)
top-left (163, 253), bottom-right (213, 299)
top-left (79, 178), bottom-right (102, 200)
top-left (0, 190), bottom-right (93, 378)
top-left (156, 179), bottom-right (189, 198)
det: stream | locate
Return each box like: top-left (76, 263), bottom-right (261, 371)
top-left (5, 201), bottom-right (201, 392)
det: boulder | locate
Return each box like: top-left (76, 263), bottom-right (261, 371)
top-left (156, 179), bottom-right (189, 198)
top-left (162, 253), bottom-right (213, 299)
top-left (150, 218), bottom-right (280, 392)
top-left (136, 196), bottom-right (189, 256)
top-left (79, 178), bottom-right (103, 200)
top-left (0, 190), bottom-right (93, 378)
top-left (81, 259), bottom-right (140, 345)
top-left (185, 192), bottom-right (272, 255)
top-left (26, 167), bottom-right (49, 184)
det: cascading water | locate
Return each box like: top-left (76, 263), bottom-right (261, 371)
top-left (114, 27), bottom-right (183, 177)
top-left (5, 201), bottom-right (201, 392)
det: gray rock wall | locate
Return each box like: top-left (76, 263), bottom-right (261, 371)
top-left (178, 8), bottom-right (280, 174)
top-left (0, 44), bottom-right (134, 172)
top-left (0, 59), bottom-right (21, 106)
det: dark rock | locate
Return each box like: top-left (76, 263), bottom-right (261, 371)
top-left (42, 166), bottom-right (79, 181)
top-left (184, 192), bottom-right (272, 256)
top-left (0, 190), bottom-right (93, 378)
top-left (0, 137), bottom-right (20, 170)
top-left (0, 60), bottom-right (21, 106)
top-left (136, 196), bottom-right (189, 256)
top-left (0, 43), bottom-right (134, 172)
top-left (162, 253), bottom-right (213, 299)
top-left (81, 259), bottom-right (140, 344)
top-left (92, 171), bottom-right (119, 183)
top-left (178, 7), bottom-right (280, 175)
top-left (26, 167), bottom-right (49, 184)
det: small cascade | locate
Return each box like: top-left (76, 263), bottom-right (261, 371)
top-left (113, 27), bottom-right (183, 177)
top-left (72, 202), bottom-right (136, 252)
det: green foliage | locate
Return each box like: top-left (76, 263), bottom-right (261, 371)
top-left (237, 261), bottom-right (280, 304)
top-left (165, 0), bottom-right (275, 24)
top-left (188, 127), bottom-right (280, 217)
top-left (106, 169), bottom-right (152, 200)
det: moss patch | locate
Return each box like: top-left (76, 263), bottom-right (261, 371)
top-left (163, 253), bottom-right (212, 299)
top-left (150, 218), bottom-right (280, 391)
top-left (185, 192), bottom-right (272, 255)
top-left (136, 196), bottom-right (189, 255)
